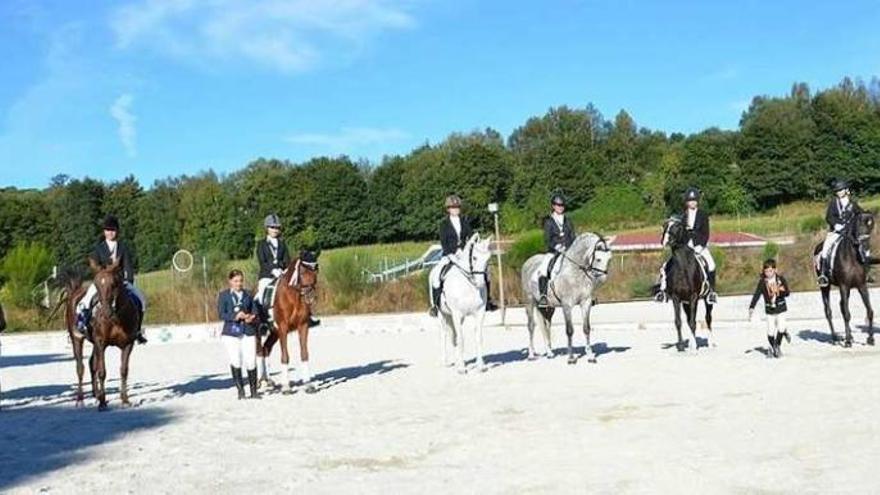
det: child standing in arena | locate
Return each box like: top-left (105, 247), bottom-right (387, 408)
top-left (749, 259), bottom-right (791, 358)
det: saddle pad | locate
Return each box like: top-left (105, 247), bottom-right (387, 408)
top-left (264, 279), bottom-right (279, 324)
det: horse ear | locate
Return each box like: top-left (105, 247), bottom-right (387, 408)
top-left (109, 258), bottom-right (122, 273)
top-left (88, 258), bottom-right (101, 274)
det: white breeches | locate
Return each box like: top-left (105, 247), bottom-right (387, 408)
top-left (76, 282), bottom-right (146, 313)
top-left (765, 313), bottom-right (787, 337)
top-left (430, 256), bottom-right (454, 288)
top-left (255, 278), bottom-right (273, 304)
top-left (658, 247), bottom-right (715, 290)
top-left (222, 335), bottom-right (257, 370)
top-left (820, 232), bottom-right (840, 259)
top-left (531, 253), bottom-right (559, 283)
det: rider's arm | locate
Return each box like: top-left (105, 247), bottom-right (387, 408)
top-left (279, 242), bottom-right (291, 268)
top-left (693, 213), bottom-right (710, 248)
top-left (217, 291), bottom-right (234, 322)
top-left (440, 221), bottom-right (456, 255)
top-left (826, 201), bottom-right (839, 229)
top-left (749, 279), bottom-right (763, 309)
top-left (778, 275), bottom-right (790, 297)
top-left (121, 244), bottom-right (135, 283)
top-left (543, 218), bottom-right (554, 252)
top-left (256, 241), bottom-right (270, 270)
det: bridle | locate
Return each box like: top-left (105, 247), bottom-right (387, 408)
top-left (289, 259), bottom-right (319, 303)
top-left (560, 236), bottom-right (611, 280)
top-left (451, 241), bottom-right (489, 286)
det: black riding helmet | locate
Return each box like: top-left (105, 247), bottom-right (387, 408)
top-left (102, 215), bottom-right (120, 231)
top-left (831, 179), bottom-right (850, 193)
top-left (682, 187), bottom-right (701, 202)
top-left (550, 193), bottom-right (566, 207)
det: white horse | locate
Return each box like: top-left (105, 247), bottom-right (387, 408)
top-left (521, 233), bottom-right (612, 364)
top-left (433, 233), bottom-right (493, 374)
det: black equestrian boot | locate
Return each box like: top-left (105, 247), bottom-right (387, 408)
top-left (707, 271), bottom-right (718, 304)
top-left (767, 335), bottom-right (779, 358)
top-left (429, 285), bottom-right (441, 317)
top-left (309, 316), bottom-right (321, 327)
top-left (135, 311), bottom-right (148, 344)
top-left (817, 258), bottom-right (830, 287)
top-left (485, 276), bottom-right (498, 312)
top-left (538, 276), bottom-right (549, 308)
top-left (775, 332), bottom-right (785, 357)
top-left (231, 366), bottom-right (245, 400)
top-left (247, 368), bottom-right (261, 399)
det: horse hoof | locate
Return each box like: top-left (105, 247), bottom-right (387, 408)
top-left (844, 340), bottom-right (853, 348)
top-left (567, 356), bottom-right (577, 365)
top-left (97, 403), bottom-right (108, 412)
top-left (305, 385), bottom-right (317, 394)
top-left (457, 368), bottom-right (467, 375)
top-left (281, 386), bottom-right (293, 395)
top-left (587, 357), bottom-right (597, 364)
top-left (120, 400), bottom-right (132, 408)
top-left (868, 336), bottom-right (875, 346)
top-left (527, 354), bottom-right (537, 361)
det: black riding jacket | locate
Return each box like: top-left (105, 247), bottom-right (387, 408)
top-left (543, 214), bottom-right (576, 253)
top-left (90, 240), bottom-right (135, 283)
top-left (256, 238), bottom-right (291, 279)
top-left (749, 274), bottom-right (790, 315)
top-left (825, 197), bottom-right (862, 232)
top-left (683, 209), bottom-right (710, 248)
top-left (440, 216), bottom-right (473, 256)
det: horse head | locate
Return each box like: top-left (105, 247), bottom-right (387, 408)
top-left (567, 233), bottom-right (612, 282)
top-left (468, 235), bottom-right (493, 276)
top-left (294, 250), bottom-right (320, 305)
top-left (662, 215), bottom-right (688, 248)
top-left (851, 210), bottom-right (876, 261)
top-left (89, 258), bottom-right (124, 320)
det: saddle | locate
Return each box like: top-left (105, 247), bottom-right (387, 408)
top-left (261, 278), bottom-right (280, 327)
top-left (439, 262), bottom-right (455, 283)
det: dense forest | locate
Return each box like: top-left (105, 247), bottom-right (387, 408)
top-left (2, 77), bottom-right (880, 275)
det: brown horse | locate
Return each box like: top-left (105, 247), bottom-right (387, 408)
top-left (63, 270), bottom-right (92, 406)
top-left (66, 260), bottom-right (142, 410)
top-left (257, 252), bottom-right (319, 394)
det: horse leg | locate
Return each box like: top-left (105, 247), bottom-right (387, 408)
top-left (581, 299), bottom-right (596, 363)
top-left (72, 336), bottom-right (85, 406)
top-left (563, 306), bottom-right (576, 365)
top-left (474, 310), bottom-right (487, 372)
top-left (89, 352), bottom-right (97, 399)
top-left (297, 324), bottom-right (316, 393)
top-left (94, 344), bottom-right (108, 411)
top-left (277, 326), bottom-right (293, 394)
top-left (451, 311), bottom-right (467, 374)
top-left (839, 286), bottom-right (853, 348)
top-left (821, 286), bottom-right (837, 343)
top-left (120, 342), bottom-right (134, 407)
top-left (686, 300), bottom-right (699, 353)
top-left (540, 310), bottom-right (554, 358)
top-left (526, 302), bottom-right (538, 360)
top-left (259, 332), bottom-right (278, 388)
top-left (672, 299), bottom-right (684, 352)
top-left (857, 284), bottom-right (875, 346)
top-left (704, 299), bottom-right (715, 348)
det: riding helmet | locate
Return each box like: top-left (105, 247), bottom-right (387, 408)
top-left (682, 187), bottom-right (701, 202)
top-left (831, 179), bottom-right (850, 192)
top-left (550, 193), bottom-right (566, 206)
top-left (264, 213), bottom-right (282, 229)
top-left (444, 195), bottom-right (462, 209)
top-left (102, 215), bottom-right (120, 231)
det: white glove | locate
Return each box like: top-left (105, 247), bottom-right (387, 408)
top-left (271, 268), bottom-right (283, 278)
top-left (748, 308), bottom-right (754, 322)
top-left (554, 244), bottom-right (564, 253)
top-left (833, 223), bottom-right (845, 232)
top-left (693, 245), bottom-right (705, 255)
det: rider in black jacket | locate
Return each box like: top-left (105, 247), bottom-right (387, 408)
top-left (817, 179), bottom-right (863, 287)
top-left (536, 194), bottom-right (576, 307)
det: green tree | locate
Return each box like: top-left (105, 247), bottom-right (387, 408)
top-left (52, 178), bottom-right (105, 268)
top-left (135, 180), bottom-right (182, 271)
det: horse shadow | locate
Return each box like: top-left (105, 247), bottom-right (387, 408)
top-left (0, 405), bottom-right (173, 491)
top-left (310, 360), bottom-right (410, 393)
top-left (798, 329), bottom-right (834, 344)
top-left (480, 348), bottom-right (530, 368)
top-left (1, 353), bottom-right (71, 369)
top-left (661, 337), bottom-right (709, 350)
top-left (167, 373), bottom-right (231, 397)
top-left (4, 379), bottom-right (165, 409)
top-left (744, 346), bottom-right (773, 357)
top-left (552, 343), bottom-right (632, 358)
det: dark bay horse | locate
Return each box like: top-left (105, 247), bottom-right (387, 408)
top-left (813, 211), bottom-right (876, 347)
top-left (65, 260), bottom-right (142, 410)
top-left (257, 252), bottom-right (319, 394)
top-left (660, 216), bottom-right (714, 352)
top-left (62, 270), bottom-right (91, 406)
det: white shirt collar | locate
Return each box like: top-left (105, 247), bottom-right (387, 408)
top-left (267, 236), bottom-right (279, 247)
top-left (551, 212), bottom-right (565, 224)
top-left (450, 215), bottom-right (461, 234)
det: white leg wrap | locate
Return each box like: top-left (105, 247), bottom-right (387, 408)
top-left (76, 284), bottom-right (98, 313)
top-left (299, 362), bottom-right (311, 383)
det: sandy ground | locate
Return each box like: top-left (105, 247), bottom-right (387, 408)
top-left (1, 291), bottom-right (879, 494)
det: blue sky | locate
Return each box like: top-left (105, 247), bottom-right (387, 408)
top-left (1, 0), bottom-right (878, 189)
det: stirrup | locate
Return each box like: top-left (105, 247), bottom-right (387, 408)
top-left (653, 292), bottom-right (667, 303)
top-left (817, 275), bottom-right (830, 287)
top-left (429, 306), bottom-right (439, 317)
top-left (707, 291), bottom-right (718, 304)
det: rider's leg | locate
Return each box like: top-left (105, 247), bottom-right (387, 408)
top-left (535, 254), bottom-right (552, 307)
top-left (818, 232), bottom-right (839, 285)
top-left (75, 284), bottom-right (98, 332)
top-left (653, 261), bottom-right (669, 302)
top-left (124, 282), bottom-right (148, 343)
top-left (701, 248), bottom-right (718, 303)
top-left (538, 276), bottom-right (549, 307)
top-left (428, 260), bottom-right (445, 316)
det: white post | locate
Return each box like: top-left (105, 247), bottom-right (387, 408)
top-left (202, 256), bottom-right (209, 323)
top-left (488, 203), bottom-right (505, 326)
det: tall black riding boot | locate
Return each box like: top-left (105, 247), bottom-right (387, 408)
top-left (247, 368), bottom-right (261, 399)
top-left (429, 286), bottom-right (441, 317)
top-left (135, 311), bottom-right (148, 344)
top-left (538, 276), bottom-right (549, 307)
top-left (767, 335), bottom-right (779, 358)
top-left (817, 258), bottom-right (830, 287)
top-left (485, 275), bottom-right (498, 312)
top-left (707, 271), bottom-right (718, 304)
top-left (231, 366), bottom-right (245, 400)
top-left (775, 332), bottom-right (785, 357)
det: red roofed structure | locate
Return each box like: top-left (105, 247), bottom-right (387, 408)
top-left (608, 232), bottom-right (771, 252)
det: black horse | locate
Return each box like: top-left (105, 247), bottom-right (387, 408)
top-left (659, 216), bottom-right (715, 352)
top-left (813, 211), bottom-right (876, 347)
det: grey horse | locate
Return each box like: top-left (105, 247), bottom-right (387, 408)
top-left (521, 233), bottom-right (612, 364)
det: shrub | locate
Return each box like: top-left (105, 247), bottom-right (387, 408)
top-left (505, 230), bottom-right (544, 270)
top-left (762, 241), bottom-right (779, 261)
top-left (628, 275), bottom-right (656, 299)
top-left (799, 215), bottom-right (825, 234)
top-left (570, 185), bottom-right (653, 231)
top-left (499, 202), bottom-right (535, 234)
top-left (321, 251), bottom-right (368, 311)
top-left (0, 242), bottom-right (54, 308)
top-left (710, 246), bottom-right (726, 271)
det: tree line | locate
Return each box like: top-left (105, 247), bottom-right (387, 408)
top-left (1, 77), bottom-right (879, 274)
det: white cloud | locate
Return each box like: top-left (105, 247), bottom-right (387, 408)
top-left (285, 126), bottom-right (408, 151)
top-left (109, 0), bottom-right (416, 73)
top-left (702, 66), bottom-right (739, 82)
top-left (110, 94), bottom-right (137, 157)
